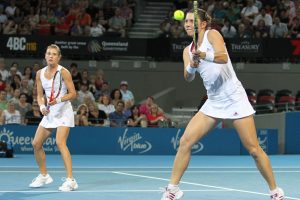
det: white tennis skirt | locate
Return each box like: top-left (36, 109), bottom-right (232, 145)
top-left (200, 89), bottom-right (255, 119)
top-left (40, 101), bottom-right (75, 128)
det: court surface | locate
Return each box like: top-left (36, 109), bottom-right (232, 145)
top-left (0, 154), bottom-right (299, 200)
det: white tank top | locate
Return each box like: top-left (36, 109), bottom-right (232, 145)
top-left (40, 65), bottom-right (68, 101)
top-left (188, 30), bottom-right (243, 101)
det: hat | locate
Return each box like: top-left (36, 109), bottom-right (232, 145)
top-left (120, 81), bottom-right (128, 86)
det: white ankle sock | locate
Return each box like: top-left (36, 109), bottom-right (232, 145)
top-left (168, 184), bottom-right (179, 190)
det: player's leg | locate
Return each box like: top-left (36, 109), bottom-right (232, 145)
top-left (171, 111), bottom-right (217, 184)
top-left (162, 112), bottom-right (217, 200)
top-left (233, 115), bottom-right (284, 199)
top-left (56, 126), bottom-right (78, 191)
top-left (29, 126), bottom-right (53, 187)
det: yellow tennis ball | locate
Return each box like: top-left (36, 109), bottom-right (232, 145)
top-left (173, 10), bottom-right (185, 21)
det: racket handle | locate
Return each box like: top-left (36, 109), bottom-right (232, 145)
top-left (47, 105), bottom-right (50, 110)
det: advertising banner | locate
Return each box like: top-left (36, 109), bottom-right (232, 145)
top-left (285, 112), bottom-right (300, 154)
top-left (0, 125), bottom-right (279, 155)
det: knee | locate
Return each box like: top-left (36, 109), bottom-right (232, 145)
top-left (248, 145), bottom-right (263, 159)
top-left (55, 140), bottom-right (66, 151)
top-left (32, 140), bottom-right (43, 150)
top-left (179, 135), bottom-right (193, 150)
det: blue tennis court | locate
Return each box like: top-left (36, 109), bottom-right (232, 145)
top-left (0, 155), bottom-right (299, 200)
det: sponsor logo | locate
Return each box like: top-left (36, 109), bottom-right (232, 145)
top-left (291, 40), bottom-right (300, 55)
top-left (0, 127), bottom-right (58, 153)
top-left (258, 130), bottom-right (268, 152)
top-left (171, 129), bottom-right (204, 154)
top-left (118, 129), bottom-right (152, 154)
top-left (230, 40), bottom-right (261, 54)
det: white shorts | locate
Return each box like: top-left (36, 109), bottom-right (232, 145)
top-left (40, 101), bottom-right (75, 128)
top-left (200, 89), bottom-right (255, 119)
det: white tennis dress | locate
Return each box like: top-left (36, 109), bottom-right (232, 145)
top-left (189, 30), bottom-right (255, 119)
top-left (39, 65), bottom-right (75, 128)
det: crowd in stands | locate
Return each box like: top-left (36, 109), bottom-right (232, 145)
top-left (159, 0), bottom-right (300, 39)
top-left (0, 58), bottom-right (172, 127)
top-left (0, 0), bottom-right (136, 37)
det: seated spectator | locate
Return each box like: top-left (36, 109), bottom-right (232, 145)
top-left (78, 9), bottom-right (92, 27)
top-left (120, 80), bottom-right (134, 108)
top-left (120, 0), bottom-right (133, 28)
top-left (127, 105), bottom-right (147, 127)
top-left (14, 93), bottom-right (31, 124)
top-left (221, 18), bottom-right (237, 38)
top-left (0, 90), bottom-right (8, 110)
top-left (54, 16), bottom-right (70, 36)
top-left (95, 9), bottom-right (109, 29)
top-left (147, 103), bottom-right (169, 127)
top-left (241, 0), bottom-right (259, 24)
top-left (87, 102), bottom-right (107, 126)
top-left (253, 8), bottom-right (273, 27)
top-left (22, 66), bottom-right (34, 88)
top-left (75, 104), bottom-right (89, 126)
top-left (90, 20), bottom-right (105, 37)
top-left (0, 6), bottom-right (8, 24)
top-left (10, 74), bottom-right (21, 90)
top-left (35, 15), bottom-right (51, 35)
top-left (109, 100), bottom-right (127, 127)
top-left (288, 17), bottom-right (300, 38)
top-left (254, 19), bottom-right (269, 38)
top-left (25, 101), bottom-right (42, 125)
top-left (100, 81), bottom-right (111, 97)
top-left (70, 19), bottom-right (83, 36)
top-left (139, 96), bottom-right (164, 115)
top-left (97, 94), bottom-right (115, 116)
top-left (236, 23), bottom-right (252, 38)
top-left (108, 8), bottom-right (126, 37)
top-left (270, 17), bottom-right (288, 38)
top-left (0, 100), bottom-right (21, 125)
top-left (110, 88), bottom-right (123, 107)
top-left (0, 74), bottom-right (6, 91)
top-left (77, 83), bottom-right (95, 104)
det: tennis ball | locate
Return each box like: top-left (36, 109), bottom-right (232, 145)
top-left (173, 10), bottom-right (185, 21)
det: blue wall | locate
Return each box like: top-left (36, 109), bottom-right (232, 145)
top-left (0, 125), bottom-right (278, 155)
top-left (285, 112), bottom-right (300, 154)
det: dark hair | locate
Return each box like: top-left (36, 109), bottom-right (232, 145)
top-left (187, 8), bottom-right (212, 28)
top-left (110, 88), bottom-right (123, 100)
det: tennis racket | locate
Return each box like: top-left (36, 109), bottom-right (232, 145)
top-left (193, 0), bottom-right (199, 51)
top-left (47, 70), bottom-right (62, 109)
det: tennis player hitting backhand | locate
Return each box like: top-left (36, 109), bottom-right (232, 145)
top-left (161, 9), bottom-right (284, 200)
top-left (29, 44), bottom-right (78, 191)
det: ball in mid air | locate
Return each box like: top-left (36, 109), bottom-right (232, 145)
top-left (173, 10), bottom-right (185, 21)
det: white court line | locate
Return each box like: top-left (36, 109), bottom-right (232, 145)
top-left (113, 171), bottom-right (300, 200)
top-left (0, 189), bottom-right (226, 193)
top-left (1, 170), bottom-right (300, 173)
top-left (1, 166), bottom-right (300, 169)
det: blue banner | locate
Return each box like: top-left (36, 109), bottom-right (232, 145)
top-left (285, 112), bottom-right (300, 154)
top-left (0, 125), bottom-right (277, 155)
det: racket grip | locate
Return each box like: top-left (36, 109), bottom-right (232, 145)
top-left (47, 105), bottom-right (50, 110)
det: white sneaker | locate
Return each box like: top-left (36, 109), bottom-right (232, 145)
top-left (161, 186), bottom-right (184, 200)
top-left (58, 178), bottom-right (78, 192)
top-left (29, 174), bottom-right (53, 188)
top-left (270, 187), bottom-right (284, 200)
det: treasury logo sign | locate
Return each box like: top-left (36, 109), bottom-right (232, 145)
top-left (171, 129), bottom-right (204, 154)
top-left (118, 128), bottom-right (152, 154)
top-left (0, 127), bottom-right (58, 153)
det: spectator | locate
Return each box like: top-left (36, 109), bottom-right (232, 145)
top-left (253, 8), bottom-right (273, 27)
top-left (120, 80), bottom-right (134, 107)
top-left (146, 103), bottom-right (168, 127)
top-left (54, 16), bottom-right (70, 35)
top-left (0, 58), bottom-right (9, 82)
top-left (241, 0), bottom-right (259, 23)
top-left (28, 7), bottom-right (40, 31)
top-left (288, 17), bottom-right (300, 38)
top-left (0, 90), bottom-right (7, 110)
top-left (87, 102), bottom-right (107, 126)
top-left (78, 9), bottom-right (92, 27)
top-left (221, 18), bottom-right (237, 38)
top-left (119, 0), bottom-right (133, 28)
top-left (35, 15), bottom-right (51, 35)
top-left (110, 88), bottom-right (123, 107)
top-left (70, 63), bottom-right (82, 90)
top-left (0, 100), bottom-right (21, 125)
top-left (100, 81), bottom-right (111, 97)
top-left (127, 105), bottom-right (148, 127)
top-left (236, 23), bottom-right (252, 38)
top-left (10, 74), bottom-right (22, 90)
top-left (10, 88), bottom-right (20, 104)
top-left (25, 100), bottom-right (42, 125)
top-left (14, 93), bottom-right (31, 124)
top-left (95, 9), bottom-right (109, 29)
top-left (5, 0), bottom-right (17, 18)
top-left (0, 6), bottom-right (8, 24)
top-left (70, 18), bottom-right (83, 36)
top-left (270, 17), bottom-right (288, 38)
top-left (0, 74), bottom-right (5, 91)
top-left (254, 19), bottom-right (269, 38)
top-left (80, 69), bottom-right (90, 86)
top-left (77, 83), bottom-right (95, 104)
top-left (109, 100), bottom-right (127, 127)
top-left (108, 8), bottom-right (126, 37)
top-left (139, 96), bottom-right (163, 115)
top-left (75, 104), bottom-right (89, 126)
top-left (3, 20), bottom-right (18, 35)
top-left (97, 94), bottom-right (115, 116)
top-left (32, 62), bottom-right (41, 80)
top-left (90, 20), bottom-right (105, 37)
top-left (22, 66), bottom-right (34, 88)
